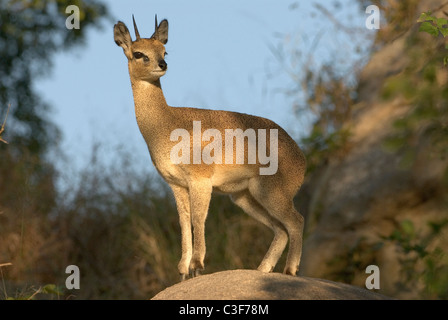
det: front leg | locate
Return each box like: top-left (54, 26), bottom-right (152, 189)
top-left (170, 184), bottom-right (192, 280)
top-left (189, 178), bottom-right (212, 275)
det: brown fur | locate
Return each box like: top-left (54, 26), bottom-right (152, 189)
top-left (114, 16), bottom-right (306, 279)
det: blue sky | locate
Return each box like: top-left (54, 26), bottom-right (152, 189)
top-left (34, 0), bottom-right (372, 189)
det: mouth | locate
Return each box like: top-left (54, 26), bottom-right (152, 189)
top-left (143, 70), bottom-right (166, 81)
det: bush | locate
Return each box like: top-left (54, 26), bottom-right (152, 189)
top-left (1, 143), bottom-right (274, 299)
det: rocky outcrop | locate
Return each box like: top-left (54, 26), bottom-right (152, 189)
top-left (151, 269), bottom-right (390, 300)
top-left (298, 0), bottom-right (448, 299)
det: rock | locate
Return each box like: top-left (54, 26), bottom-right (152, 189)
top-left (151, 269), bottom-right (390, 300)
top-left (298, 0), bottom-right (448, 299)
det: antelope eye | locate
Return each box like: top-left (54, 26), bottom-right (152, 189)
top-left (133, 52), bottom-right (143, 59)
top-left (143, 56), bottom-right (149, 62)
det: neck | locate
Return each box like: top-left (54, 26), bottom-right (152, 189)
top-left (131, 78), bottom-right (167, 107)
top-left (130, 78), bottom-right (171, 141)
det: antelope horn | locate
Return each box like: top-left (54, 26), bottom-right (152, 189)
top-left (132, 14), bottom-right (140, 40)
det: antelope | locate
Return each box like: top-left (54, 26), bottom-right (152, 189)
top-left (113, 15), bottom-right (307, 280)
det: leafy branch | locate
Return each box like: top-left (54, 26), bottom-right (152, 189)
top-left (417, 11), bottom-right (448, 65)
top-left (381, 219), bottom-right (448, 298)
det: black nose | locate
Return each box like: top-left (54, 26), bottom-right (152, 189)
top-left (158, 60), bottom-right (167, 71)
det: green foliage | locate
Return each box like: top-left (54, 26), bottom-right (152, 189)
top-left (299, 63), bottom-right (355, 173)
top-left (0, 0), bottom-right (110, 155)
top-left (418, 12), bottom-right (448, 37)
top-left (0, 0), bottom-right (111, 299)
top-left (325, 219), bottom-right (448, 299)
top-left (269, 1), bottom-right (361, 174)
top-left (5, 284), bottom-right (64, 300)
top-left (0, 6), bottom-right (112, 293)
top-left (1, 145), bottom-right (272, 299)
top-left (301, 126), bottom-right (351, 173)
top-left (381, 15), bottom-right (448, 178)
top-left (417, 12), bottom-right (448, 65)
top-left (326, 237), bottom-right (381, 284)
top-left (379, 13), bottom-right (448, 295)
top-left (418, 13), bottom-right (448, 37)
top-left (381, 219), bottom-right (448, 299)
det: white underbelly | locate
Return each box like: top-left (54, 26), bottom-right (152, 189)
top-left (153, 154), bottom-right (257, 194)
top-left (211, 166), bottom-right (254, 194)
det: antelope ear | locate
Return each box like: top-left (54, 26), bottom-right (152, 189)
top-left (114, 21), bottom-right (133, 60)
top-left (151, 17), bottom-right (169, 44)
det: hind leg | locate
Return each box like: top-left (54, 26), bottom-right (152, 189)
top-left (231, 190), bottom-right (288, 273)
top-left (248, 179), bottom-right (304, 275)
top-left (281, 207), bottom-right (304, 275)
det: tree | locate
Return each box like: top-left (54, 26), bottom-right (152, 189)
top-left (0, 0), bottom-right (110, 156)
top-left (0, 0), bottom-right (110, 208)
top-left (0, 0), bottom-right (111, 298)
top-left (0, 0), bottom-right (111, 264)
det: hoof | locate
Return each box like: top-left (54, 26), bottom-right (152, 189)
top-left (192, 268), bottom-right (201, 277)
top-left (283, 267), bottom-right (297, 276)
top-left (257, 264), bottom-right (274, 273)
